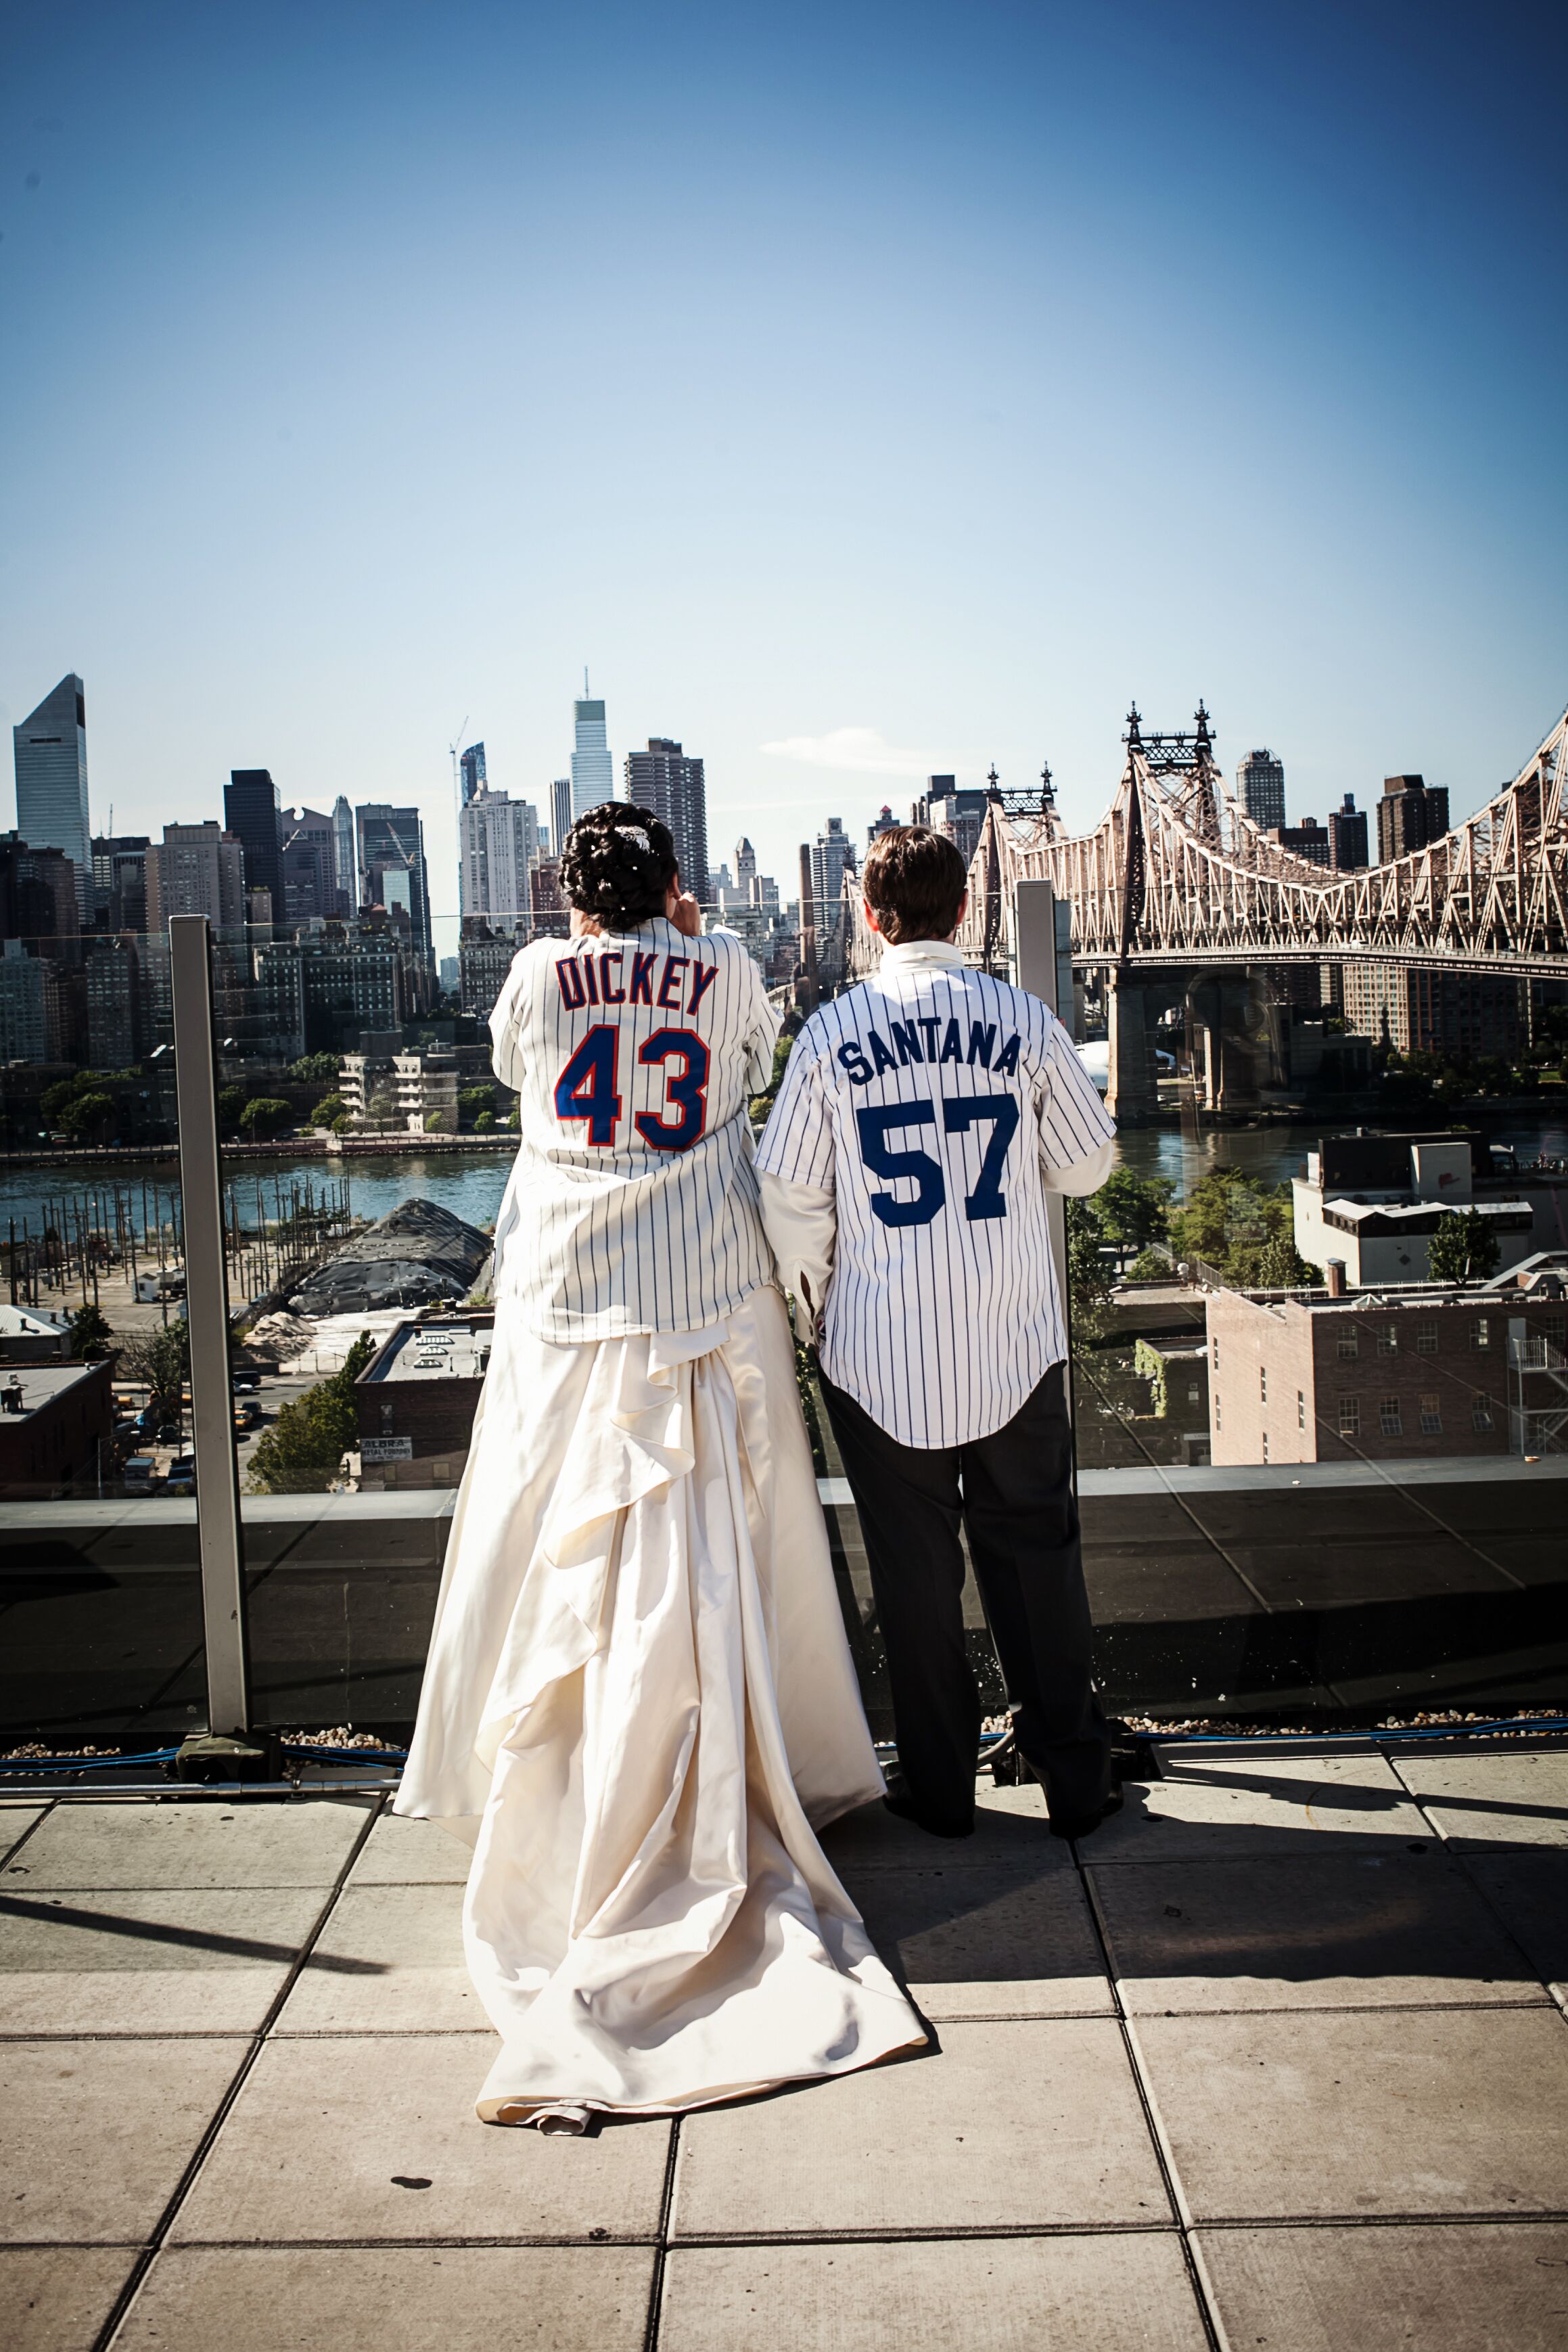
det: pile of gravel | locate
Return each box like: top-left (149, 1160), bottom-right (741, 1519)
top-left (287, 1197), bottom-right (490, 1317)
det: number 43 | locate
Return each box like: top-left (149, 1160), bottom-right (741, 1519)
top-left (554, 1024), bottom-right (711, 1152)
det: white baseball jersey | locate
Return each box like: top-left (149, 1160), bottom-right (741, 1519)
top-left (755, 938), bottom-right (1115, 1447)
top-left (488, 917), bottom-right (780, 1341)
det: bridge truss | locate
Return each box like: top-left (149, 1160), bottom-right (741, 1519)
top-left (956, 704), bottom-right (1568, 982)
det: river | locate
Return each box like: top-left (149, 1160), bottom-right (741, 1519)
top-left (2, 1112), bottom-right (1565, 1241)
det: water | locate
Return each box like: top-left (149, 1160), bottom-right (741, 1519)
top-left (2, 1110), bottom-right (1563, 1238)
top-left (1111, 1110), bottom-right (1568, 1199)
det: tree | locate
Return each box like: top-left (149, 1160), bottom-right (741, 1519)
top-left (1090, 1168), bottom-right (1172, 1261)
top-left (474, 1110), bottom-right (495, 1132)
top-left (119, 1321), bottom-right (190, 1413)
top-left (459, 1085), bottom-right (496, 1128)
top-left (216, 1085), bottom-right (246, 1138)
top-left (67, 1303), bottom-right (114, 1359)
top-left (310, 1095), bottom-right (346, 1127)
top-left (61, 1091), bottom-right (116, 1144)
top-left (1065, 1197), bottom-right (1115, 1338)
top-left (750, 1030), bottom-right (796, 1123)
top-left (367, 1087), bottom-right (398, 1128)
top-left (1166, 1167), bottom-right (1303, 1288)
top-left (287, 1052), bottom-right (340, 1085)
top-left (423, 1110), bottom-right (451, 1133)
top-left (245, 1333), bottom-right (377, 1493)
top-left (239, 1096), bottom-right (293, 1140)
top-left (330, 1111), bottom-right (354, 1135)
top-left (1429, 1206), bottom-right (1501, 1286)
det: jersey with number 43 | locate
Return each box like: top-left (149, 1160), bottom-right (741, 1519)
top-left (756, 953), bottom-right (1115, 1446)
top-left (488, 916), bottom-right (781, 1341)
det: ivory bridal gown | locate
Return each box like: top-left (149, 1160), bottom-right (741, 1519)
top-left (396, 924), bottom-right (925, 2127)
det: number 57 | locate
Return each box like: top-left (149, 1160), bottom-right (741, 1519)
top-left (854, 1095), bottom-right (1019, 1227)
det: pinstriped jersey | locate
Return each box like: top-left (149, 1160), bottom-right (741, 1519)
top-left (755, 952), bottom-right (1115, 1446)
top-left (488, 917), bottom-right (780, 1341)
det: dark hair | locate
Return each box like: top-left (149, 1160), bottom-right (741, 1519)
top-left (559, 802), bottom-right (678, 932)
top-left (862, 825), bottom-right (967, 945)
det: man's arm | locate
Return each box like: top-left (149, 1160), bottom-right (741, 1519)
top-left (1036, 1016), bottom-right (1117, 1196)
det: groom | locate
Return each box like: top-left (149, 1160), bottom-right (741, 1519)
top-left (757, 826), bottom-right (1121, 1842)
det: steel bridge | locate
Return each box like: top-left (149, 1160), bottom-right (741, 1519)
top-left (956, 702), bottom-right (1568, 983)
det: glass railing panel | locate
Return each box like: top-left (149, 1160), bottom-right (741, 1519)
top-left (1065, 1083), bottom-right (1568, 1727)
top-left (0, 929), bottom-right (204, 1765)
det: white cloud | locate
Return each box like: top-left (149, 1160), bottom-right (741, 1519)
top-left (758, 726), bottom-right (962, 779)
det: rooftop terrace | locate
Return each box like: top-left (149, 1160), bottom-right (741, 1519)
top-left (5, 1739), bottom-right (1567, 2351)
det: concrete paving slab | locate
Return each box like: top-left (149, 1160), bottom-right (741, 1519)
top-left (0, 1805), bottom-right (46, 1865)
top-left (674, 2019), bottom-right (1168, 2238)
top-left (1393, 1750), bottom-right (1568, 1851)
top-left (117, 2245), bottom-right (655, 2351)
top-left (1194, 2220), bottom-right (1568, 2352)
top-left (1465, 1849), bottom-right (1568, 2005)
top-left (821, 1786), bottom-right (1071, 1876)
top-left (1092, 1849), bottom-right (1546, 2012)
top-left (171, 2035), bottom-right (670, 2244)
top-left (275, 1881), bottom-right (480, 2032)
top-left (5, 1799), bottom-right (374, 1891)
top-left (0, 1886), bottom-right (325, 2035)
top-left (1091, 1754), bottom-right (1430, 1863)
top-left (0, 2036), bottom-right (246, 2243)
top-left (1134, 2006), bottom-right (1568, 2219)
top-left (346, 1809), bottom-right (474, 1884)
top-left (852, 1865), bottom-right (1111, 2018)
top-left (0, 2247), bottom-right (140, 2352)
top-left (660, 2232), bottom-right (1207, 2352)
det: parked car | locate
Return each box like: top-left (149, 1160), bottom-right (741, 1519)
top-left (157, 1423), bottom-right (182, 1445)
top-left (233, 1401), bottom-right (262, 1431)
top-left (231, 1370), bottom-right (261, 1393)
top-left (122, 1455), bottom-right (161, 1495)
top-left (164, 1455), bottom-right (198, 1495)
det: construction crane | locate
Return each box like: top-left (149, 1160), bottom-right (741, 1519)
top-left (448, 716), bottom-right (469, 819)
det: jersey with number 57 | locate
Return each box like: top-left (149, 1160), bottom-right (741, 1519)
top-left (488, 916), bottom-right (781, 1341)
top-left (755, 942), bottom-right (1115, 1446)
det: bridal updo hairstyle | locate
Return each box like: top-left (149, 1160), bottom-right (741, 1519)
top-left (560, 802), bottom-right (680, 932)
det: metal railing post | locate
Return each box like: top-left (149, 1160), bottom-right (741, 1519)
top-left (1015, 880), bottom-right (1074, 1423)
top-left (169, 914), bottom-right (253, 1745)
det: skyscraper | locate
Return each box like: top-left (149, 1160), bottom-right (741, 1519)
top-left (1376, 775), bottom-right (1450, 864)
top-left (1237, 749), bottom-right (1287, 832)
top-left (280, 808), bottom-right (344, 922)
top-left (1327, 793), bottom-right (1369, 872)
top-left (571, 694), bottom-right (614, 818)
top-left (459, 742), bottom-right (486, 807)
top-left (356, 804), bottom-right (433, 964)
top-left (735, 838), bottom-right (756, 889)
top-left (623, 739), bottom-right (710, 901)
top-left (90, 836), bottom-right (150, 933)
top-left (14, 675), bottom-right (91, 912)
top-left (331, 794), bottom-right (356, 905)
top-left (225, 771), bottom-right (283, 919)
top-left (459, 790), bottom-right (538, 923)
top-left (550, 777), bottom-right (573, 858)
top-left (145, 823), bottom-right (246, 932)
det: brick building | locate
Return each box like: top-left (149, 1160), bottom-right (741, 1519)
top-left (354, 1314), bottom-right (493, 1489)
top-left (1205, 1284), bottom-right (1566, 1467)
top-left (0, 1360), bottom-right (115, 1496)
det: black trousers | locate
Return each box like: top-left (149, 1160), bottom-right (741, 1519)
top-left (819, 1360), bottom-right (1111, 1832)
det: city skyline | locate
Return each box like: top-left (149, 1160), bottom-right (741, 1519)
top-left (2, 3), bottom-right (1563, 937)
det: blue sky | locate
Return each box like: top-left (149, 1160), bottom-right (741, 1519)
top-left (3, 0), bottom-right (1565, 944)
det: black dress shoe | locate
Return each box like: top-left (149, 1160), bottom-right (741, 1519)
top-left (882, 1792), bottom-right (975, 1840)
top-left (1047, 1785), bottom-right (1125, 1843)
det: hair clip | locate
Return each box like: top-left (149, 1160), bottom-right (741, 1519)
top-left (618, 823), bottom-right (651, 853)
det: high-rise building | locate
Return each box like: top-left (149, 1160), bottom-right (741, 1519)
top-left (867, 805), bottom-right (900, 845)
top-left (571, 695), bottom-right (614, 818)
top-left (0, 835), bottom-right (80, 944)
top-left (0, 938), bottom-right (69, 1062)
top-left (85, 936), bottom-right (141, 1066)
top-left (225, 771), bottom-right (283, 919)
top-left (459, 790), bottom-right (538, 924)
top-left (90, 836), bottom-right (149, 934)
top-left (280, 807), bottom-right (344, 924)
top-left (145, 823), bottom-right (246, 932)
top-left (331, 794), bottom-right (356, 905)
top-left (1237, 749), bottom-right (1287, 833)
top-left (1376, 775), bottom-right (1450, 864)
top-left (623, 738), bottom-right (709, 901)
top-left (550, 777), bottom-right (573, 859)
top-left (1327, 793), bottom-right (1369, 872)
top-left (1272, 817), bottom-right (1331, 868)
top-left (528, 857), bottom-right (569, 938)
top-left (14, 675), bottom-right (91, 913)
top-left (355, 804), bottom-right (433, 964)
top-left (925, 790), bottom-right (988, 867)
top-left (459, 742), bottom-right (487, 807)
top-left (735, 838), bottom-right (757, 888)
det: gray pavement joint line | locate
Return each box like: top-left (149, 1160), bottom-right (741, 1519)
top-left (643, 2114), bottom-right (683, 2352)
top-left (0, 1796), bottom-right (57, 1871)
top-left (1385, 1749), bottom-right (1568, 2025)
top-left (1071, 1834), bottom-right (1225, 2352)
top-left (89, 1792), bottom-right (386, 2352)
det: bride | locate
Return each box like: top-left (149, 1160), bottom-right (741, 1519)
top-left (396, 802), bottom-right (924, 2129)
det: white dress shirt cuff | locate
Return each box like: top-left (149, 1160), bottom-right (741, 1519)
top-left (758, 1172), bottom-right (837, 1326)
top-left (1039, 1135), bottom-right (1116, 1196)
